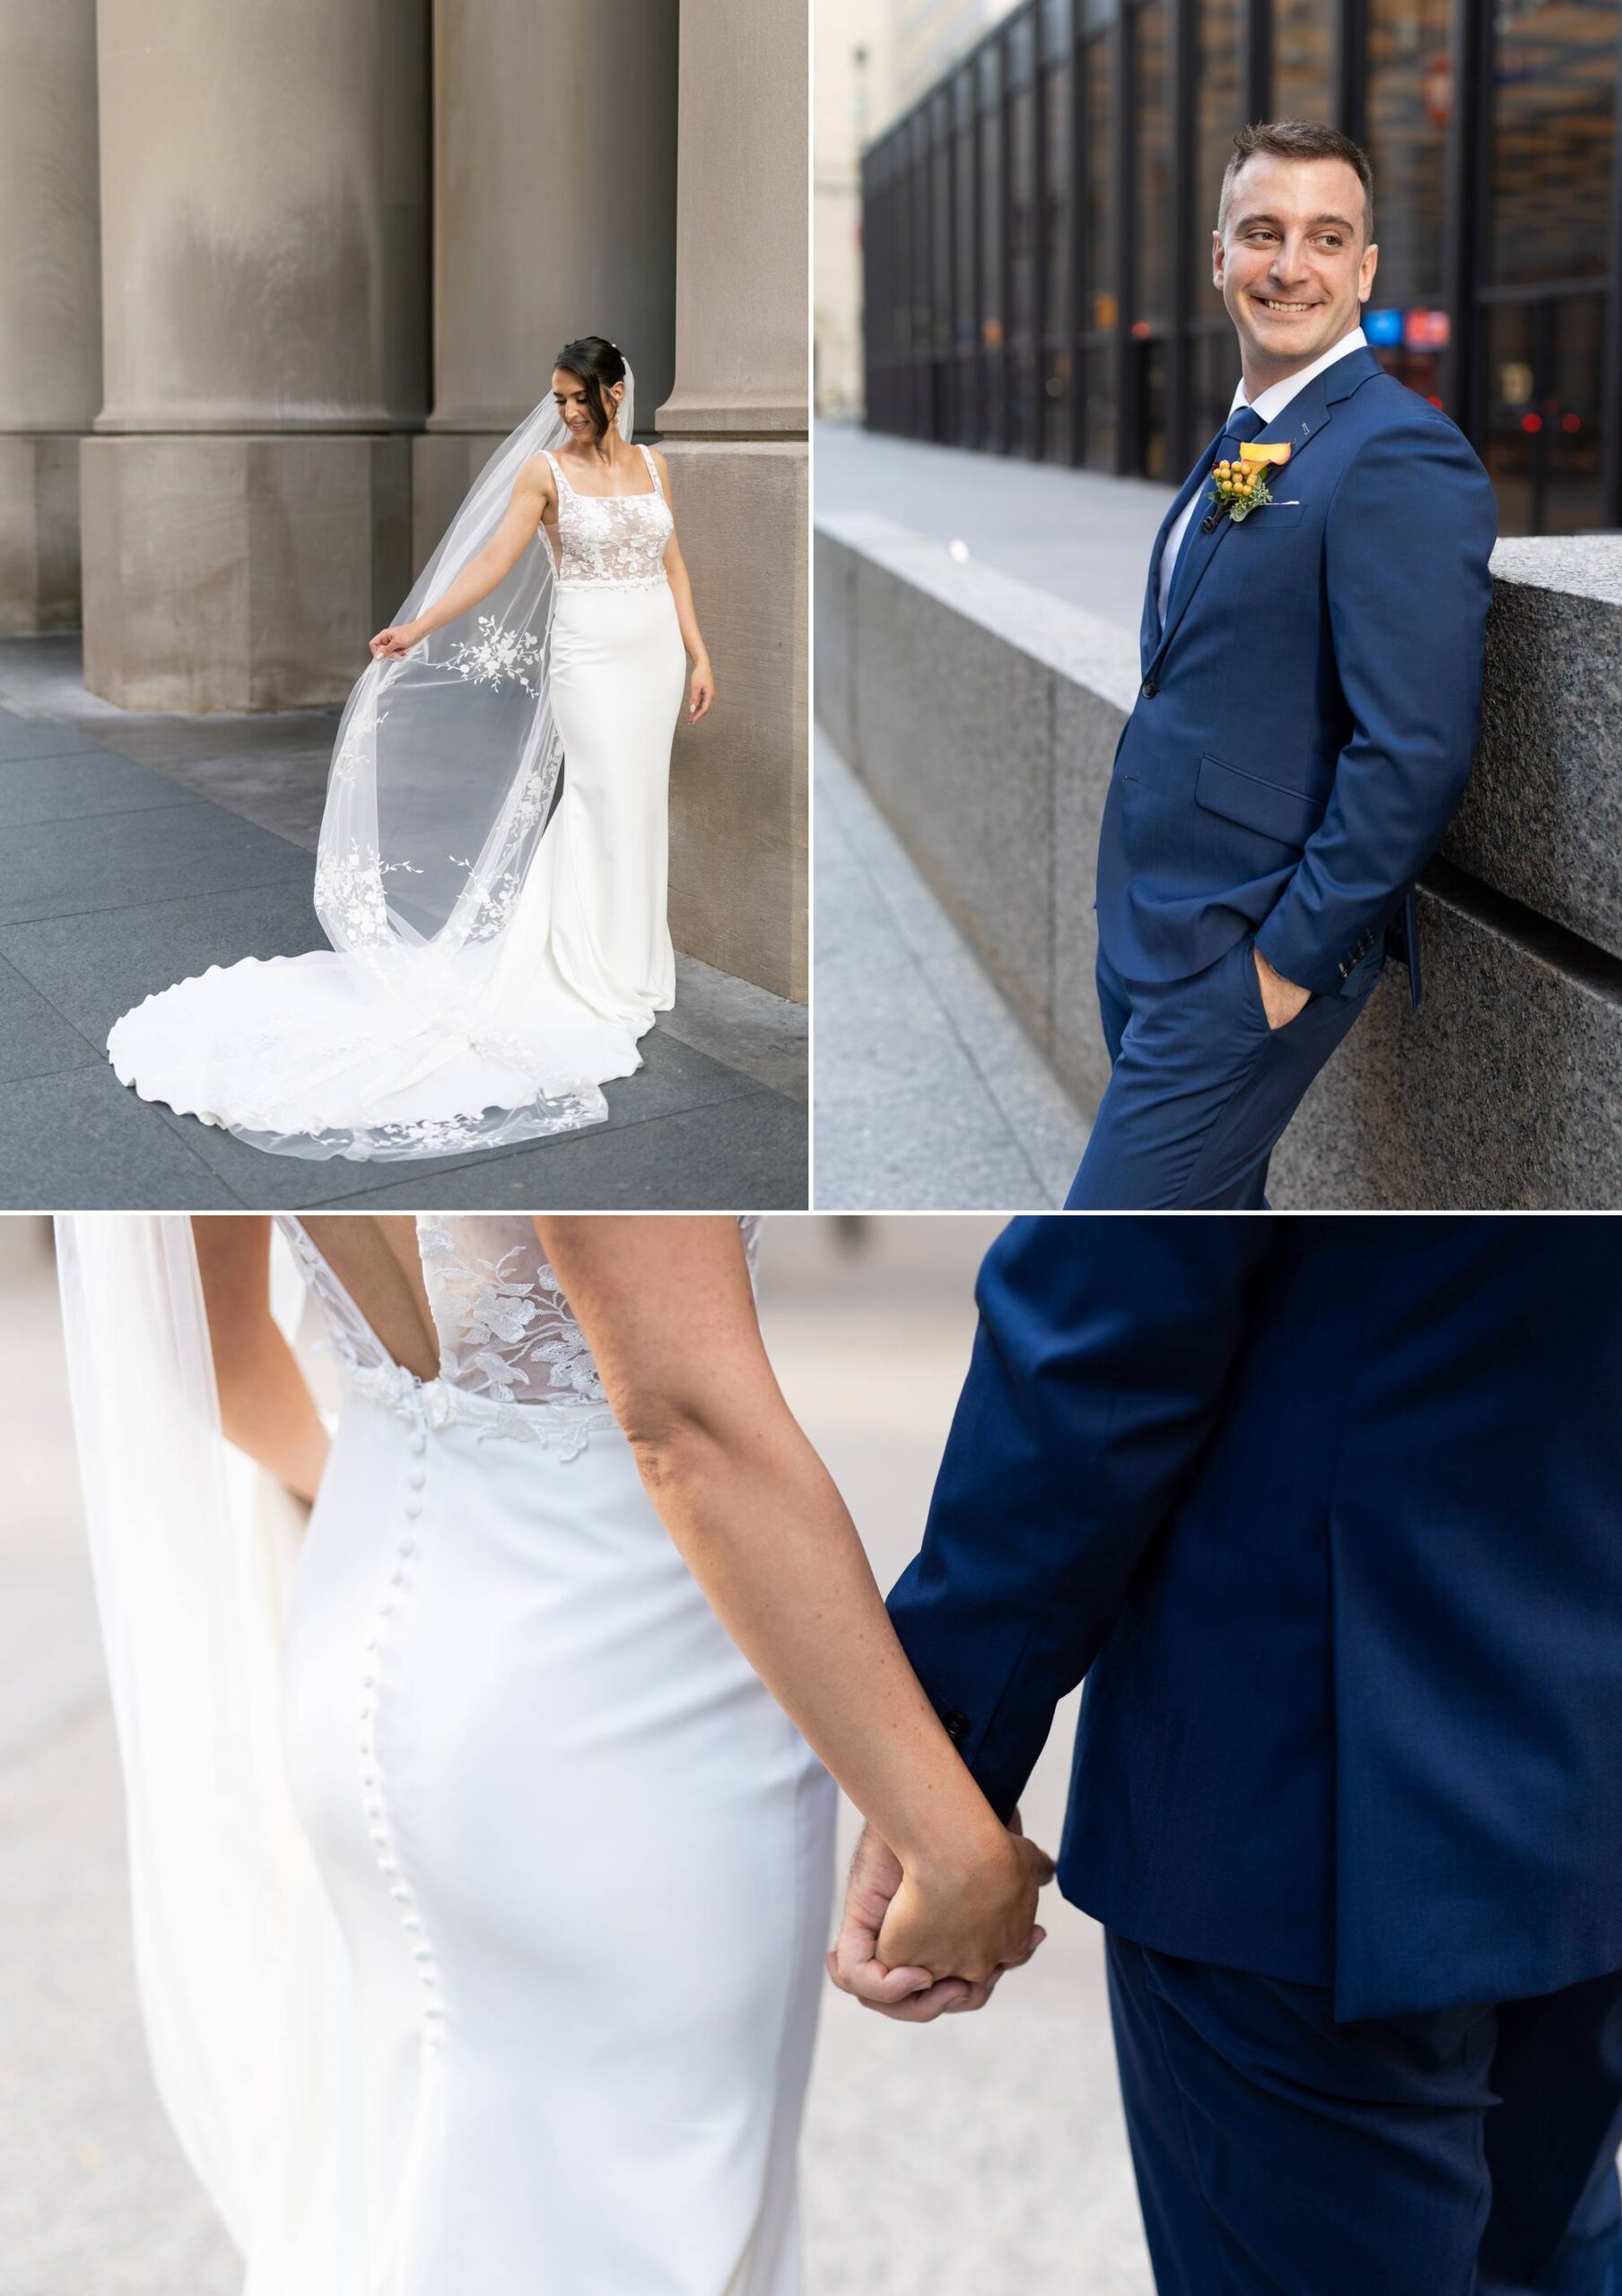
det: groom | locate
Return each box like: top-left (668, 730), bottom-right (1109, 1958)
top-left (1069, 121), bottom-right (1497, 1208)
top-left (836, 1216), bottom-right (1622, 2292)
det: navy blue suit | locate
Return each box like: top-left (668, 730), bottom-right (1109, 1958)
top-left (888, 1217), bottom-right (1622, 2291)
top-left (1070, 345), bottom-right (1497, 1209)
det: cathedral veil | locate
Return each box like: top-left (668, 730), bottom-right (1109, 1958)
top-left (55, 1217), bottom-right (361, 2287)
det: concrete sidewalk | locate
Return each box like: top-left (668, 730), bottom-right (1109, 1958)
top-left (814, 735), bottom-right (1086, 1208)
top-left (0, 638), bottom-right (807, 1211)
top-left (0, 1218), bottom-right (1153, 2295)
top-left (815, 420), bottom-right (1173, 632)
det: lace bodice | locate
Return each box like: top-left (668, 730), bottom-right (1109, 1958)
top-left (541, 446), bottom-right (673, 589)
top-left (278, 1215), bottom-right (760, 1456)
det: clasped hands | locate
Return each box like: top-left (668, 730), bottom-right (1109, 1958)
top-left (826, 1813), bottom-right (1056, 2022)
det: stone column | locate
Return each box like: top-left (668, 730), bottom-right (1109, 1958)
top-left (0, 3), bottom-right (101, 633)
top-left (415, 1), bottom-right (678, 566)
top-left (82, 0), bottom-right (429, 709)
top-left (658, 0), bottom-right (809, 1001)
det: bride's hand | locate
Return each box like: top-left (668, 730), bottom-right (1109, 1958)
top-left (369, 620), bottom-right (423, 660)
top-left (828, 1816), bottom-right (1054, 2022)
top-left (688, 659), bottom-right (715, 723)
top-left (876, 1818), bottom-right (1053, 1997)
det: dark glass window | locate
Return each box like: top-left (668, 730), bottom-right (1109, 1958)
top-left (1042, 53), bottom-right (1075, 460)
top-left (1481, 295), bottom-right (1608, 535)
top-left (1272, 0), bottom-right (1332, 121)
top-left (952, 69), bottom-right (978, 447)
top-left (1134, 0), bottom-right (1172, 331)
top-left (1008, 16), bottom-right (1041, 454)
top-left (1194, 0), bottom-right (1243, 317)
top-left (980, 44), bottom-right (1006, 449)
top-left (1364, 0), bottom-right (1451, 301)
top-left (930, 94), bottom-right (952, 378)
top-left (1133, 0), bottom-right (1172, 475)
top-left (1084, 340), bottom-right (1118, 469)
top-left (1081, 26), bottom-right (1114, 332)
top-left (1080, 21), bottom-right (1115, 470)
top-left (1488, 0), bottom-right (1617, 287)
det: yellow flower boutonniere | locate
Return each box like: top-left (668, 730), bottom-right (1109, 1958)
top-left (1206, 439), bottom-right (1293, 525)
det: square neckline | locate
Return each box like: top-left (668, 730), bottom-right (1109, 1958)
top-left (545, 442), bottom-right (661, 503)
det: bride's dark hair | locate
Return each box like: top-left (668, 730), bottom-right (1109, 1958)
top-left (553, 336), bottom-right (628, 443)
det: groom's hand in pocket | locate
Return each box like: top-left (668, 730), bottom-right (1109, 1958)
top-left (1253, 944), bottom-right (1312, 1029)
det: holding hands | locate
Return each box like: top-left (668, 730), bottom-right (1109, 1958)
top-left (828, 1811), bottom-right (1054, 2023)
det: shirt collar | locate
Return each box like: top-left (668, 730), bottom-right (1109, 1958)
top-left (1230, 325), bottom-right (1369, 426)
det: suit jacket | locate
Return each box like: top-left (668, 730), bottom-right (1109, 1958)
top-left (887, 1217), bottom-right (1622, 2021)
top-left (1094, 346), bottom-right (1497, 1004)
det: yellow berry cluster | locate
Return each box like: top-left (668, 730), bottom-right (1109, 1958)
top-left (1210, 457), bottom-right (1266, 508)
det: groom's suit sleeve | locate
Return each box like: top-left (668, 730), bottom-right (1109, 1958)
top-left (1251, 400), bottom-right (1497, 997)
top-left (886, 1216), bottom-right (1276, 1822)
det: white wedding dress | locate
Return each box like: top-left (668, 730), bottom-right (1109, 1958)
top-left (105, 447), bottom-right (686, 1161)
top-left (59, 1214), bottom-right (837, 2294)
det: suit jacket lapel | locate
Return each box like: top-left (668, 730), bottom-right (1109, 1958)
top-left (1141, 424), bottom-right (1228, 669)
top-left (1145, 346), bottom-right (1381, 678)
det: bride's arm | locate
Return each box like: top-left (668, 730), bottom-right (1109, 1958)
top-left (369, 457), bottom-right (554, 658)
top-left (534, 1215), bottom-right (1050, 1994)
top-left (650, 451), bottom-right (715, 723)
top-left (190, 1217), bottom-right (330, 1504)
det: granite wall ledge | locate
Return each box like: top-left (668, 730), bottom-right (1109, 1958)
top-left (815, 515), bottom-right (1622, 1209)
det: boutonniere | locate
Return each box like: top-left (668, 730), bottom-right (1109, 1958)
top-left (1205, 439), bottom-right (1293, 525)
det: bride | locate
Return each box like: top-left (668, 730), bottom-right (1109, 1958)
top-left (57, 1213), bottom-right (1050, 2292)
top-left (107, 338), bottom-right (716, 1162)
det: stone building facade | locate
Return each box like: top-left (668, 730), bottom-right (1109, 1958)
top-left (0, 0), bottom-right (807, 1000)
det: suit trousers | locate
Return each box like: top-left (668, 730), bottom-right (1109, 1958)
top-left (1065, 935), bottom-right (1381, 1210)
top-left (1107, 1935), bottom-right (1622, 2296)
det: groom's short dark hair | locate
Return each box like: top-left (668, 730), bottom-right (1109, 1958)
top-left (1218, 121), bottom-right (1375, 242)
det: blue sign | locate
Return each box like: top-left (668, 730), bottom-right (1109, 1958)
top-left (1364, 307), bottom-right (1404, 346)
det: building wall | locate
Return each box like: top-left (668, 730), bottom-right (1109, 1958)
top-left (0, 3), bottom-right (807, 1001)
top-left (891, 0), bottom-right (1016, 120)
top-left (815, 0), bottom-right (897, 416)
top-left (862, 0), bottom-right (1622, 538)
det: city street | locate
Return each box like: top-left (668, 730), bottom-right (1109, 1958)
top-left (0, 639), bottom-right (807, 1212)
top-left (0, 1216), bottom-right (1152, 2296)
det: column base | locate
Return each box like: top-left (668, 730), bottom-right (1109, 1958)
top-left (81, 434), bottom-right (412, 711)
top-left (0, 435), bottom-right (83, 634)
top-left (660, 437), bottom-right (807, 1003)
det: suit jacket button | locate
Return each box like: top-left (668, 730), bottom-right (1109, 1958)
top-left (942, 1709), bottom-right (971, 1746)
top-left (1140, 676), bottom-right (1158, 698)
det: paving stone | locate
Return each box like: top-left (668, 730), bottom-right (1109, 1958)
top-left (0, 800), bottom-right (308, 929)
top-left (0, 1065), bottom-right (237, 1209)
top-left (0, 748), bottom-right (198, 828)
top-left (0, 958), bottom-right (100, 1084)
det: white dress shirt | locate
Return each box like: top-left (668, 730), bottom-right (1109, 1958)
top-left (1155, 324), bottom-right (1369, 628)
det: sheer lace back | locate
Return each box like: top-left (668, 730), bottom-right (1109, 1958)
top-left (278, 1215), bottom-right (760, 1457)
top-left (541, 446), bottom-right (673, 589)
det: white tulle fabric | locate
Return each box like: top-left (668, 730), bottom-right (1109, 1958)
top-left (105, 368), bottom-right (689, 1162)
top-left (57, 1214), bottom-right (834, 2296)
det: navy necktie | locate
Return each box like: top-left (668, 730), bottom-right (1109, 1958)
top-left (1164, 403), bottom-right (1268, 626)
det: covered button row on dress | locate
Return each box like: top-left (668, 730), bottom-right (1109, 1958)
top-left (356, 1405), bottom-right (445, 2057)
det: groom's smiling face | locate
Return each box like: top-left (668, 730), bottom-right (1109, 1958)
top-left (1213, 153), bottom-right (1379, 387)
